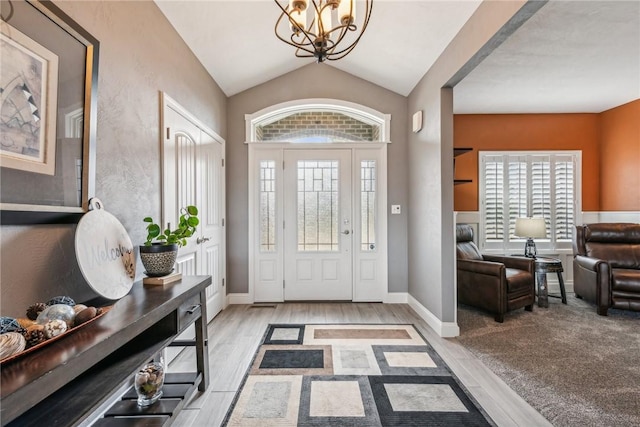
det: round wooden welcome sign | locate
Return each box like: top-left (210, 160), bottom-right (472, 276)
top-left (75, 198), bottom-right (135, 299)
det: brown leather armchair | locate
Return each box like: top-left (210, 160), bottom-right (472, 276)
top-left (456, 224), bottom-right (535, 322)
top-left (573, 223), bottom-right (640, 316)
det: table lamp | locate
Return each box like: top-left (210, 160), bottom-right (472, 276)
top-left (515, 217), bottom-right (547, 258)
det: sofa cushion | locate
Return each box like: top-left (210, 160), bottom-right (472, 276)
top-left (612, 268), bottom-right (640, 293)
top-left (582, 223), bottom-right (640, 269)
top-left (585, 243), bottom-right (640, 269)
top-left (584, 223), bottom-right (640, 243)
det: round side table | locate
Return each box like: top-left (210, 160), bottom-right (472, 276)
top-left (534, 256), bottom-right (567, 308)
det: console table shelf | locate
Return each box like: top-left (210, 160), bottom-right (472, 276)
top-left (0, 276), bottom-right (211, 427)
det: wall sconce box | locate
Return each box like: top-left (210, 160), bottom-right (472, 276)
top-left (412, 111), bottom-right (423, 133)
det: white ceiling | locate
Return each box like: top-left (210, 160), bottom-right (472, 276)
top-left (455, 1), bottom-right (640, 114)
top-left (155, 0), bottom-right (482, 97)
top-left (155, 0), bottom-right (640, 113)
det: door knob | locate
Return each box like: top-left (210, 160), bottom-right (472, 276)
top-left (341, 230), bottom-right (350, 235)
top-left (196, 236), bottom-right (211, 244)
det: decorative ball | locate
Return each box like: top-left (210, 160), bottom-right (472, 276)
top-left (25, 328), bottom-right (47, 348)
top-left (43, 319), bottom-right (67, 339)
top-left (46, 296), bottom-right (76, 307)
top-left (73, 304), bottom-right (88, 315)
top-left (27, 324), bottom-right (45, 333)
top-left (36, 304), bottom-right (76, 328)
top-left (0, 317), bottom-right (22, 334)
top-left (0, 332), bottom-right (26, 360)
top-left (26, 302), bottom-right (47, 320)
top-left (75, 307), bottom-right (97, 325)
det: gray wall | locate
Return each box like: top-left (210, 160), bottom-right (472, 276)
top-left (407, 0), bottom-right (528, 323)
top-left (226, 64), bottom-right (409, 295)
top-left (0, 0), bottom-right (226, 317)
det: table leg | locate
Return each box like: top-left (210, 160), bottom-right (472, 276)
top-left (195, 289), bottom-right (210, 391)
top-left (536, 271), bottom-right (549, 308)
top-left (557, 271), bottom-right (567, 304)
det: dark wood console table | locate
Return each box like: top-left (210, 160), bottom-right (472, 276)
top-left (0, 276), bottom-right (211, 426)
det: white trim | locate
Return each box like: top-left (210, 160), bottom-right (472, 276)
top-left (248, 145), bottom-right (389, 303)
top-left (384, 292), bottom-right (408, 304)
top-left (160, 92), bottom-right (226, 319)
top-left (577, 211), bottom-right (640, 224)
top-left (227, 293), bottom-right (253, 305)
top-left (161, 93), bottom-right (224, 143)
top-left (596, 211), bottom-right (640, 223)
top-left (455, 211), bottom-right (480, 224)
top-left (245, 98), bottom-right (391, 143)
top-left (408, 294), bottom-right (460, 338)
top-left (64, 106), bottom-right (83, 138)
top-left (580, 212), bottom-right (600, 224)
top-left (246, 142), bottom-right (387, 149)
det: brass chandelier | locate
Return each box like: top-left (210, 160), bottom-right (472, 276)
top-left (274, 0), bottom-right (373, 63)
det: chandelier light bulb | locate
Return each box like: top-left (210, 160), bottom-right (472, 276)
top-left (338, 0), bottom-right (355, 26)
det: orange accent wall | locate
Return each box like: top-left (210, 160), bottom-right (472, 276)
top-left (453, 114), bottom-right (600, 212)
top-left (599, 99), bottom-right (640, 211)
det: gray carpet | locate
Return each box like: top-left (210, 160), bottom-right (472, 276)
top-left (455, 295), bottom-right (640, 427)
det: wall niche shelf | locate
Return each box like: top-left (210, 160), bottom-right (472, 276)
top-left (454, 147), bottom-right (473, 185)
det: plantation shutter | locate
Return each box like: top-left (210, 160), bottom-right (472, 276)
top-left (507, 156), bottom-right (528, 240)
top-left (530, 155), bottom-right (551, 239)
top-left (483, 156), bottom-right (504, 241)
top-left (479, 151), bottom-right (580, 251)
top-left (554, 155), bottom-right (574, 242)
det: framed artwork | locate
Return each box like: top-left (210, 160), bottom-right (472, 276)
top-left (1, 21), bottom-right (59, 176)
top-left (0, 0), bottom-right (99, 224)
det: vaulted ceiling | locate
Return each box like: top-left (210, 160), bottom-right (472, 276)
top-left (156, 1), bottom-right (640, 113)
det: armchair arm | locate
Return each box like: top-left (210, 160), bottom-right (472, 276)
top-left (574, 254), bottom-right (608, 272)
top-left (456, 258), bottom-right (506, 316)
top-left (484, 255), bottom-right (534, 273)
top-left (457, 259), bottom-right (504, 276)
top-left (573, 254), bottom-right (611, 315)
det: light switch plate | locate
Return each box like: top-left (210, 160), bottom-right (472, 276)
top-left (391, 205), bottom-right (401, 214)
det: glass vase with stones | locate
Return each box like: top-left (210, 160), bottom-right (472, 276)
top-left (139, 243), bottom-right (178, 277)
top-left (135, 360), bottom-right (165, 407)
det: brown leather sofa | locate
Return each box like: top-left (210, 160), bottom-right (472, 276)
top-left (573, 223), bottom-right (640, 315)
top-left (456, 224), bottom-right (535, 322)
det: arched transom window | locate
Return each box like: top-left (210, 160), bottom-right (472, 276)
top-left (245, 99), bottom-right (390, 143)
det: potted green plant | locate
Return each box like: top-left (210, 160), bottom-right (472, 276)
top-left (139, 205), bottom-right (199, 277)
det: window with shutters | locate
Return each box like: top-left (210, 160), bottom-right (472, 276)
top-left (479, 151), bottom-right (581, 253)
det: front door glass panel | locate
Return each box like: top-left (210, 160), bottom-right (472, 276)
top-left (297, 160), bottom-right (339, 251)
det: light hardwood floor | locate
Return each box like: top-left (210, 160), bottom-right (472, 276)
top-left (169, 303), bottom-right (552, 427)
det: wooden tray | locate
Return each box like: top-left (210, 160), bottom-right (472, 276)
top-left (0, 306), bottom-right (112, 365)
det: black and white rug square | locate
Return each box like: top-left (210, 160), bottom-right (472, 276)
top-left (223, 324), bottom-right (493, 426)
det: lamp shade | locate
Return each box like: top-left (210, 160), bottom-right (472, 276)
top-left (514, 217), bottom-right (547, 238)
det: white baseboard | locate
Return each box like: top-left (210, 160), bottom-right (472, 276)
top-left (228, 292), bottom-right (412, 305)
top-left (383, 292), bottom-right (408, 304)
top-left (227, 293), bottom-right (253, 305)
top-left (407, 294), bottom-right (460, 338)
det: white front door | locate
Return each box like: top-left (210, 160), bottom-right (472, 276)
top-left (162, 95), bottom-right (225, 321)
top-left (283, 149), bottom-right (353, 300)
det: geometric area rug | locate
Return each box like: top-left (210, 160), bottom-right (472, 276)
top-left (222, 324), bottom-right (495, 426)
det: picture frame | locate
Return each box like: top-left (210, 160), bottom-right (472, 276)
top-left (1, 21), bottom-right (59, 176)
top-left (0, 0), bottom-right (99, 224)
